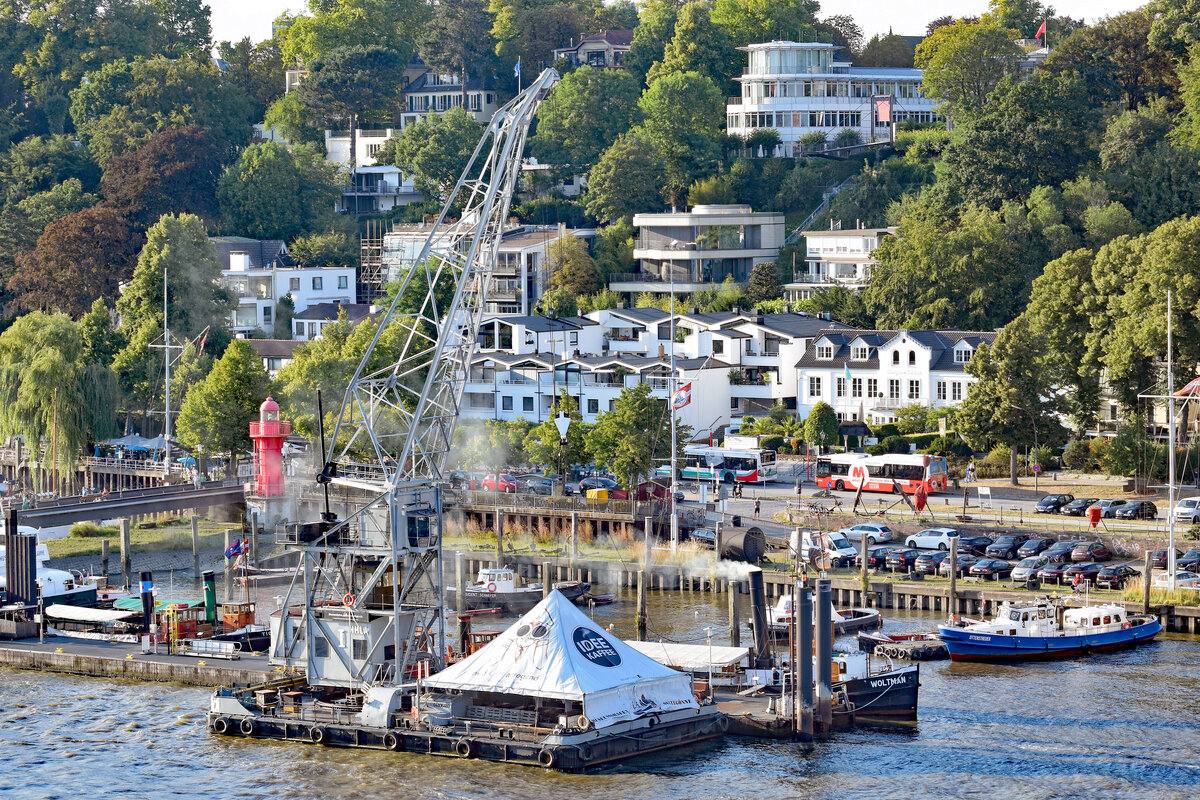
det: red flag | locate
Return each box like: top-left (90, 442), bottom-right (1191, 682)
top-left (1035, 20), bottom-right (1046, 40)
top-left (196, 329), bottom-right (208, 353)
top-left (670, 382), bottom-right (692, 411)
top-left (914, 484), bottom-right (928, 512)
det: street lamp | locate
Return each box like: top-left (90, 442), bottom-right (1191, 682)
top-left (554, 412), bottom-right (571, 497)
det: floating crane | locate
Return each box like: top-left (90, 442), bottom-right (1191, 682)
top-left (267, 69), bottom-right (561, 689)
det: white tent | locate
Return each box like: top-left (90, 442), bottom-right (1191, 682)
top-left (425, 591), bottom-right (699, 729)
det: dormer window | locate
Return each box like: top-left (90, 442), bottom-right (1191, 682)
top-left (851, 345), bottom-right (869, 361)
top-left (816, 345), bottom-right (833, 360)
top-left (955, 347), bottom-right (973, 363)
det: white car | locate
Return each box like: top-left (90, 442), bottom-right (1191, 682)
top-left (1152, 571), bottom-right (1200, 589)
top-left (1174, 498), bottom-right (1200, 524)
top-left (1011, 556), bottom-right (1050, 582)
top-left (905, 527), bottom-right (959, 550)
top-left (837, 523), bottom-right (894, 545)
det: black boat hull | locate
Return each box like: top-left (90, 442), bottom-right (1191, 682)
top-left (837, 665), bottom-right (919, 722)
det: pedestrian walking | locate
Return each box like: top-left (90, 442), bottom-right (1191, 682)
top-left (754, 498), bottom-right (761, 519)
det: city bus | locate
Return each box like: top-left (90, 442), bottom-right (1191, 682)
top-left (657, 445), bottom-right (778, 484)
top-left (815, 453), bottom-right (948, 494)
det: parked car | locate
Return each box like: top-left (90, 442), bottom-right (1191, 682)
top-left (970, 559), bottom-right (1014, 580)
top-left (856, 546), bottom-right (899, 569)
top-left (957, 536), bottom-right (994, 556)
top-left (1097, 565), bottom-right (1141, 590)
top-left (1115, 501), bottom-right (1158, 520)
top-left (885, 549), bottom-right (924, 571)
top-left (514, 474), bottom-right (553, 495)
top-left (1151, 549), bottom-right (1184, 570)
top-left (1011, 556), bottom-right (1051, 582)
top-left (578, 476), bottom-right (619, 494)
top-left (447, 470), bottom-right (470, 489)
top-left (1016, 538), bottom-right (1054, 558)
top-left (839, 523), bottom-right (894, 545)
top-left (1071, 541), bottom-right (1113, 562)
top-left (1042, 540), bottom-right (1079, 563)
top-left (1173, 497), bottom-right (1200, 524)
top-left (481, 473), bottom-right (519, 492)
top-left (1061, 497), bottom-right (1101, 516)
top-left (1063, 562), bottom-right (1105, 586)
top-left (1036, 494), bottom-right (1075, 513)
top-left (1153, 571), bottom-right (1200, 589)
top-left (1038, 561), bottom-right (1075, 584)
top-left (1178, 549), bottom-right (1200, 570)
top-left (905, 527), bottom-right (959, 550)
top-left (913, 551), bottom-right (950, 575)
top-left (986, 535), bottom-right (1029, 559)
top-left (1090, 499), bottom-right (1129, 518)
top-left (938, 553), bottom-right (981, 577)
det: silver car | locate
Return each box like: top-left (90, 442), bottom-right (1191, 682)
top-left (1011, 556), bottom-right (1050, 582)
top-left (837, 523), bottom-right (894, 545)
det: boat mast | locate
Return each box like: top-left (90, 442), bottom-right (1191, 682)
top-left (163, 268), bottom-right (172, 474)
top-left (1168, 290), bottom-right (1177, 589)
top-left (669, 257), bottom-right (678, 553)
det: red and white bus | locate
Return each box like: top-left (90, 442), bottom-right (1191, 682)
top-left (816, 453), bottom-right (948, 494)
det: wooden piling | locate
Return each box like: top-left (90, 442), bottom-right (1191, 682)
top-left (495, 510), bottom-right (504, 564)
top-left (636, 570), bottom-right (647, 641)
top-left (949, 537), bottom-right (958, 616)
top-left (859, 530), bottom-right (868, 603)
top-left (455, 552), bottom-right (466, 614)
top-left (100, 539), bottom-right (109, 585)
top-left (570, 512), bottom-right (579, 563)
top-left (1144, 549), bottom-right (1152, 614)
top-left (249, 512), bottom-right (259, 564)
top-left (542, 561), bottom-right (552, 598)
top-left (191, 515), bottom-right (200, 578)
top-left (643, 515), bottom-right (653, 566)
top-left (728, 580), bottom-right (741, 647)
top-left (119, 519), bottom-right (131, 589)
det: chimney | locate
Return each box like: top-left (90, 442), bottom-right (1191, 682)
top-left (820, 311), bottom-right (832, 321)
top-left (657, 344), bottom-right (665, 358)
top-left (689, 306), bottom-right (699, 315)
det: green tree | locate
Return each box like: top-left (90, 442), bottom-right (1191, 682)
top-left (264, 92), bottom-right (326, 150)
top-left (9, 206), bottom-right (142, 315)
top-left (592, 217), bottom-right (635, 279)
top-left (296, 45), bottom-right (406, 172)
top-left (532, 66), bottom-right (641, 169)
top-left (0, 311), bottom-right (119, 476)
top-left (489, 0), bottom-right (596, 72)
top-left (745, 261), bottom-right (782, 304)
top-left (217, 36), bottom-right (286, 126)
top-left (626, 0), bottom-right (680, 85)
top-left (218, 142), bottom-right (302, 240)
top-left (649, 2), bottom-right (740, 93)
top-left (78, 298), bottom-right (123, 367)
top-left (586, 380), bottom-right (688, 487)
top-left (380, 106), bottom-right (485, 201)
top-left (176, 340), bottom-right (270, 462)
top-left (534, 285), bottom-right (579, 317)
top-left (711, 0), bottom-right (819, 48)
top-left (635, 71), bottom-right (723, 205)
top-left (816, 14), bottom-right (864, 54)
top-left (988, 0), bottom-right (1056, 39)
top-left (280, 0), bottom-right (427, 66)
top-left (113, 214), bottom-right (235, 417)
top-left (893, 403), bottom-right (929, 434)
top-left (1, 135), bottom-right (101, 202)
top-left (545, 234), bottom-right (599, 296)
top-left (1147, 0), bottom-right (1200, 56)
top-left (273, 294), bottom-right (295, 339)
top-left (803, 401), bottom-right (838, 447)
top-left (585, 132), bottom-right (665, 223)
top-left (914, 19), bottom-right (1022, 123)
top-left (856, 32), bottom-right (914, 67)
top-left (419, 0), bottom-right (495, 108)
top-left (69, 56), bottom-right (252, 166)
top-left (957, 314), bottom-right (1066, 484)
top-left (522, 389), bottom-right (589, 470)
top-left (289, 230), bottom-right (358, 267)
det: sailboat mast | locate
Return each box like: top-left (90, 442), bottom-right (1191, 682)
top-left (1168, 290), bottom-right (1177, 587)
top-left (163, 269), bottom-right (172, 474)
top-left (669, 259), bottom-right (678, 553)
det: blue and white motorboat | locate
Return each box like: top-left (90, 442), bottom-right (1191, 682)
top-left (938, 598), bottom-right (1162, 662)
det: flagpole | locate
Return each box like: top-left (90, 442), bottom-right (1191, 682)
top-left (669, 262), bottom-right (678, 554)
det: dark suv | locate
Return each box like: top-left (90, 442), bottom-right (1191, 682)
top-left (986, 535), bottom-right (1029, 559)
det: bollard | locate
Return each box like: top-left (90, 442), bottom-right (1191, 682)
top-left (816, 579), bottom-right (833, 734)
top-left (570, 511), bottom-right (579, 564)
top-left (542, 561), bottom-right (552, 598)
top-left (455, 551), bottom-right (467, 615)
top-left (100, 539), bottom-right (110, 586)
top-left (798, 585), bottom-right (814, 742)
top-left (191, 514), bottom-right (200, 579)
top-left (728, 580), bottom-right (741, 647)
top-left (495, 510), bottom-right (504, 564)
top-left (119, 519), bottom-right (131, 589)
top-left (636, 570), bottom-right (647, 641)
top-left (643, 516), bottom-right (653, 566)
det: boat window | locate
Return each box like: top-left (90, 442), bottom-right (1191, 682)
top-left (1009, 611), bottom-right (1019, 621)
top-left (1114, 614), bottom-right (1122, 622)
top-left (1103, 616), bottom-right (1111, 624)
top-left (1092, 617), bottom-right (1101, 626)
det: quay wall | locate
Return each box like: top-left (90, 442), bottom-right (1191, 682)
top-left (0, 645), bottom-right (271, 687)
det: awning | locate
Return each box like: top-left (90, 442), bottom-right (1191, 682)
top-left (625, 641), bottom-right (750, 672)
top-left (112, 597), bottom-right (202, 612)
top-left (44, 604), bottom-right (138, 624)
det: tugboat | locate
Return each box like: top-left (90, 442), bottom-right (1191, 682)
top-left (767, 594), bottom-right (881, 639)
top-left (938, 598), bottom-right (1162, 662)
top-left (831, 650), bottom-right (920, 723)
top-left (447, 567), bottom-right (590, 612)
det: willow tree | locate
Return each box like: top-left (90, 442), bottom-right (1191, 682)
top-left (0, 312), bottom-right (120, 484)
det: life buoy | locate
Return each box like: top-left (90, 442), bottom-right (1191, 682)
top-left (486, 582), bottom-right (497, 593)
top-left (239, 717), bottom-right (256, 736)
top-left (342, 593), bottom-right (355, 607)
top-left (384, 732), bottom-right (404, 751)
top-left (539, 748), bottom-right (557, 767)
top-left (455, 738), bottom-right (473, 758)
top-left (577, 714), bottom-right (591, 731)
top-left (1122, 621), bottom-right (1131, 630)
top-left (212, 716), bottom-right (230, 735)
top-left (309, 726), bottom-right (327, 744)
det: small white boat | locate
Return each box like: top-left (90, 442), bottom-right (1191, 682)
top-left (767, 594), bottom-right (882, 639)
top-left (446, 567), bottom-right (589, 612)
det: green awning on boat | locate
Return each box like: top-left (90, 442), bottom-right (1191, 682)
top-left (112, 597), bottom-right (203, 611)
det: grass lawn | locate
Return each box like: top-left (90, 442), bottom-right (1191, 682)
top-left (45, 518), bottom-right (234, 560)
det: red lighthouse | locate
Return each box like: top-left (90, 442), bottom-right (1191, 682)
top-left (250, 396), bottom-right (290, 498)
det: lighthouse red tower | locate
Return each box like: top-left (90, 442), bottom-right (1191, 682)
top-left (249, 396), bottom-right (290, 498)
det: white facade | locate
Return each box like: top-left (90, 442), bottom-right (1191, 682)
top-left (614, 205), bottom-right (785, 295)
top-left (726, 41), bottom-right (941, 155)
top-left (784, 226), bottom-right (895, 300)
top-left (795, 328), bottom-right (997, 423)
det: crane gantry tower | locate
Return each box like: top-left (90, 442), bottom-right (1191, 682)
top-left (268, 69), bottom-right (560, 689)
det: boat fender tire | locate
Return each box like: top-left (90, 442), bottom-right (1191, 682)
top-left (539, 748), bottom-right (557, 767)
top-left (239, 717), bottom-right (256, 736)
top-left (384, 732), bottom-right (404, 751)
top-left (577, 743), bottom-right (593, 762)
top-left (212, 716), bottom-right (230, 735)
top-left (455, 738), bottom-right (473, 758)
top-left (309, 726), bottom-right (327, 745)
top-left (714, 715), bottom-right (729, 734)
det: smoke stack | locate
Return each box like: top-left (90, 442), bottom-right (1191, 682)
top-left (747, 567), bottom-right (771, 668)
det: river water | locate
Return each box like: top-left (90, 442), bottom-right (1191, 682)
top-left (2, 588), bottom-right (1199, 800)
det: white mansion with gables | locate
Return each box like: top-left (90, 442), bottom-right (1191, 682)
top-left (795, 328), bottom-right (998, 424)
